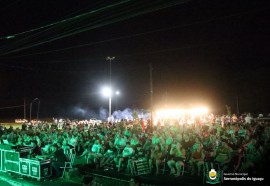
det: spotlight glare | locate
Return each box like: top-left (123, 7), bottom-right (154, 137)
top-left (102, 87), bottom-right (111, 97)
top-left (154, 106), bottom-right (209, 125)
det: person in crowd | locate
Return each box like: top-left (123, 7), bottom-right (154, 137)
top-left (191, 137), bottom-right (202, 153)
top-left (114, 133), bottom-right (127, 154)
top-left (181, 134), bottom-right (193, 159)
top-left (232, 114), bottom-right (238, 123)
top-left (100, 141), bottom-right (117, 169)
top-left (237, 125), bottom-right (247, 138)
top-left (117, 142), bottom-right (134, 172)
top-left (41, 141), bottom-right (53, 155)
top-left (50, 144), bottom-right (67, 178)
top-left (29, 140), bottom-right (41, 158)
top-left (16, 136), bottom-right (24, 146)
top-left (245, 113), bottom-right (253, 125)
top-left (239, 139), bottom-right (263, 173)
top-left (167, 142), bottom-right (186, 177)
top-left (62, 140), bottom-right (71, 154)
top-left (189, 143), bottom-right (205, 176)
top-left (79, 139), bottom-right (102, 166)
top-left (226, 125), bottom-right (235, 136)
top-left (214, 141), bottom-right (233, 171)
top-left (149, 144), bottom-right (163, 174)
top-left (151, 131), bottom-right (160, 145)
top-left (130, 134), bottom-right (139, 148)
top-left (91, 139), bottom-right (102, 161)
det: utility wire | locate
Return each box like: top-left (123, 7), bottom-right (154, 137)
top-left (0, 0), bottom-right (131, 40)
top-left (0, 104), bottom-right (30, 110)
top-left (0, 43), bottom-right (205, 72)
top-left (1, 3), bottom-right (269, 59)
top-left (0, 0), bottom-right (189, 56)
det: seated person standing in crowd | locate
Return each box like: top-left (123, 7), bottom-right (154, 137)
top-left (28, 140), bottom-right (41, 158)
top-left (189, 143), bottom-right (205, 176)
top-left (79, 140), bottom-right (102, 165)
top-left (50, 144), bottom-right (67, 178)
top-left (214, 141), bottom-right (233, 171)
top-left (117, 142), bottom-right (134, 172)
top-left (151, 131), bottom-right (160, 145)
top-left (149, 144), bottom-right (163, 174)
top-left (41, 141), bottom-right (53, 155)
top-left (90, 140), bottom-right (102, 163)
top-left (239, 139), bottom-right (262, 173)
top-left (181, 134), bottom-right (193, 159)
top-left (130, 134), bottom-right (139, 148)
top-left (114, 133), bottom-right (126, 154)
top-left (62, 140), bottom-right (71, 154)
top-left (167, 143), bottom-right (186, 177)
top-left (100, 141), bottom-right (117, 168)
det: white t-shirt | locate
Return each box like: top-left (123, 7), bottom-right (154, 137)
top-left (245, 116), bottom-right (252, 124)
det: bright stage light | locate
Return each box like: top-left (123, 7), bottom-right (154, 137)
top-left (189, 107), bottom-right (208, 115)
top-left (154, 107), bottom-right (209, 125)
top-left (155, 107), bottom-right (208, 117)
top-left (156, 109), bottom-right (185, 118)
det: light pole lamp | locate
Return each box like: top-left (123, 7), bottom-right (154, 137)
top-left (106, 56), bottom-right (115, 117)
top-left (102, 88), bottom-right (120, 117)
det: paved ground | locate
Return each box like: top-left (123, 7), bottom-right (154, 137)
top-left (88, 169), bottom-right (204, 186)
top-left (1, 168), bottom-right (269, 186)
top-left (0, 171), bottom-right (82, 186)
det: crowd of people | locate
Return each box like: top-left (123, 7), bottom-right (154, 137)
top-left (0, 112), bottom-right (269, 180)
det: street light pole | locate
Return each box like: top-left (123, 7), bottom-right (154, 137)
top-left (115, 91), bottom-right (120, 111)
top-left (37, 99), bottom-right (40, 120)
top-left (149, 64), bottom-right (153, 130)
top-left (29, 98), bottom-right (40, 122)
top-left (30, 103), bottom-right (32, 122)
top-left (106, 56), bottom-right (115, 117)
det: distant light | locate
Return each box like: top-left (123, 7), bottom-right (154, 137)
top-left (116, 91), bottom-right (120, 95)
top-left (106, 56), bottom-right (115, 60)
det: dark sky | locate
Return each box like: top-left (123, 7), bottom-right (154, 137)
top-left (0, 0), bottom-right (270, 120)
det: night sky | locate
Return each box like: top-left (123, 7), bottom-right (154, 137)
top-left (0, 0), bottom-right (270, 120)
